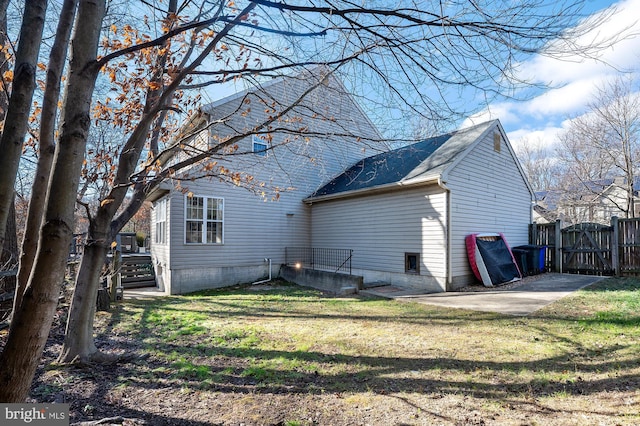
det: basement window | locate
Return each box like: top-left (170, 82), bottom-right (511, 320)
top-left (405, 252), bottom-right (420, 274)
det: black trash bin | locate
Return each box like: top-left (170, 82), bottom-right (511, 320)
top-left (513, 245), bottom-right (546, 276)
top-left (512, 248), bottom-right (529, 277)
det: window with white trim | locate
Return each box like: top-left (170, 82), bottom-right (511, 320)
top-left (154, 198), bottom-right (167, 245)
top-left (252, 134), bottom-right (268, 156)
top-left (185, 195), bottom-right (224, 244)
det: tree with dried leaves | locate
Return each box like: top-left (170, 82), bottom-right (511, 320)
top-left (0, 0), bottom-right (18, 312)
top-left (0, 0), bottom-right (625, 402)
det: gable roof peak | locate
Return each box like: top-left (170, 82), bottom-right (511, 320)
top-left (200, 65), bottom-right (341, 114)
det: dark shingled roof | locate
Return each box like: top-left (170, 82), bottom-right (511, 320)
top-left (311, 135), bottom-right (452, 198)
top-left (309, 121), bottom-right (495, 199)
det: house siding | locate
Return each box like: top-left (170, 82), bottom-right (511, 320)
top-left (153, 71), bottom-right (383, 294)
top-left (163, 179), bottom-right (311, 293)
top-left (445, 126), bottom-right (532, 288)
top-left (201, 71), bottom-right (383, 176)
top-left (150, 197), bottom-right (171, 292)
top-left (310, 185), bottom-right (448, 292)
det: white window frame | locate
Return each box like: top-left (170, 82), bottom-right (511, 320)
top-left (184, 195), bottom-right (224, 244)
top-left (252, 134), bottom-right (268, 156)
top-left (154, 198), bottom-right (167, 245)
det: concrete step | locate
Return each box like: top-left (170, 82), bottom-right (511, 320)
top-left (362, 281), bottom-right (391, 289)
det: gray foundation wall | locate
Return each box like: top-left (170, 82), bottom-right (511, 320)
top-left (279, 265), bottom-right (363, 295)
top-left (356, 268), bottom-right (446, 293)
top-left (160, 263), bottom-right (463, 295)
top-left (167, 263), bottom-right (272, 294)
top-left (449, 273), bottom-right (478, 291)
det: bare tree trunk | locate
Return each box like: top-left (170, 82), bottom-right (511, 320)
top-left (59, 0), bottom-right (181, 363)
top-left (0, 0), bottom-right (105, 402)
top-left (59, 241), bottom-right (108, 362)
top-left (0, 0), bottom-right (47, 249)
top-left (0, 1), bottom-right (15, 293)
top-left (58, 218), bottom-right (110, 363)
top-left (16, 0), bottom-right (78, 309)
top-left (0, 217), bottom-right (72, 401)
top-left (0, 0), bottom-right (9, 113)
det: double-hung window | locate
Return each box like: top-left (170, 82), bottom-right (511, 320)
top-left (154, 198), bottom-right (167, 245)
top-left (185, 195), bottom-right (224, 244)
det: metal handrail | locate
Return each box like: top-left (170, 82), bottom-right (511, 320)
top-left (285, 247), bottom-right (353, 275)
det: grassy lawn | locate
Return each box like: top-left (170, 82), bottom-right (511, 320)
top-left (37, 277), bottom-right (640, 425)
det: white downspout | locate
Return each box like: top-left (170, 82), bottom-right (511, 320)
top-left (252, 258), bottom-right (272, 285)
top-left (437, 177), bottom-right (452, 291)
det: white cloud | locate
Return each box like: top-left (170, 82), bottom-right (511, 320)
top-left (498, 0), bottom-right (640, 152)
top-left (508, 125), bottom-right (568, 153)
top-left (461, 103), bottom-right (519, 128)
top-left (493, 73), bottom-right (622, 130)
top-left (518, 0), bottom-right (640, 86)
top-left (521, 75), bottom-right (617, 118)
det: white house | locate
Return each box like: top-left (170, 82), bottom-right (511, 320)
top-left (534, 177), bottom-right (640, 225)
top-left (148, 68), bottom-right (384, 294)
top-left (149, 70), bottom-right (534, 294)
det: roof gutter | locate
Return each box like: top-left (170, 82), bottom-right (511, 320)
top-left (146, 181), bottom-right (172, 202)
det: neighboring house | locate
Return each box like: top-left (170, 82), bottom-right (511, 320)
top-left (149, 70), bottom-right (534, 294)
top-left (532, 201), bottom-right (557, 224)
top-left (534, 177), bottom-right (640, 225)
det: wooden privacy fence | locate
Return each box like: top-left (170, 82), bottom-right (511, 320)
top-left (530, 217), bottom-right (640, 276)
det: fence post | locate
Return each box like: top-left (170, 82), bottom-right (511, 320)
top-left (530, 222), bottom-right (537, 245)
top-left (611, 216), bottom-right (620, 276)
top-left (554, 219), bottom-right (562, 273)
top-left (109, 249), bottom-right (121, 302)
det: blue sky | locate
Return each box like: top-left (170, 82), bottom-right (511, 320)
top-left (463, 0), bottom-right (640, 152)
top-left (201, 0), bottom-right (639, 152)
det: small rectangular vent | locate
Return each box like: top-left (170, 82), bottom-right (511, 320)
top-left (493, 132), bottom-right (501, 152)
